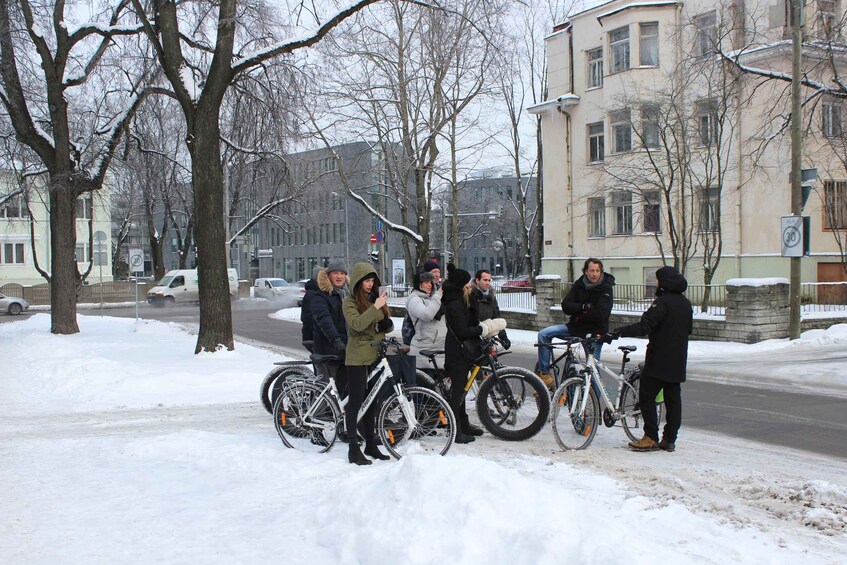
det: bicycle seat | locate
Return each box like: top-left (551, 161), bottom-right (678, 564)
top-left (274, 360), bottom-right (310, 366)
top-left (618, 345), bottom-right (637, 353)
top-left (310, 353), bottom-right (344, 364)
top-left (419, 349), bottom-right (445, 357)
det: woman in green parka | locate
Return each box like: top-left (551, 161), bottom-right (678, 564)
top-left (342, 262), bottom-right (394, 465)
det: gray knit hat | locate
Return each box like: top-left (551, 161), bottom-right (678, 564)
top-left (326, 260), bottom-right (348, 275)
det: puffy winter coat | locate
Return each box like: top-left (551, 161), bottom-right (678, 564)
top-left (300, 277), bottom-right (320, 347)
top-left (343, 263), bottom-right (394, 366)
top-left (406, 288), bottom-right (447, 369)
top-left (615, 266), bottom-right (693, 383)
top-left (561, 272), bottom-right (615, 337)
top-left (443, 281), bottom-right (483, 364)
top-left (310, 269), bottom-right (348, 356)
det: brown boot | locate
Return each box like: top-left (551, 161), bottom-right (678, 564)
top-left (536, 371), bottom-right (555, 390)
top-left (628, 435), bottom-right (659, 451)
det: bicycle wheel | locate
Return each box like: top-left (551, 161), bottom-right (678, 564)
top-left (551, 376), bottom-right (599, 450)
top-left (260, 365), bottom-right (314, 414)
top-left (272, 381), bottom-right (340, 453)
top-left (620, 373), bottom-right (666, 442)
top-left (475, 368), bottom-right (550, 441)
top-left (415, 369), bottom-right (437, 391)
top-left (377, 386), bottom-right (456, 458)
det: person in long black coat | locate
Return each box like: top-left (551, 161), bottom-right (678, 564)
top-left (310, 262), bottom-right (349, 395)
top-left (300, 278), bottom-right (321, 351)
top-left (608, 266), bottom-right (693, 452)
top-left (443, 264), bottom-right (506, 444)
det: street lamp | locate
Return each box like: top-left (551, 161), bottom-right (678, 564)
top-left (443, 210), bottom-right (497, 267)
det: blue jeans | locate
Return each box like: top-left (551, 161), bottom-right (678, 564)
top-left (536, 324), bottom-right (603, 374)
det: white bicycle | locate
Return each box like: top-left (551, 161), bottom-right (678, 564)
top-left (551, 336), bottom-right (665, 450)
top-left (272, 338), bottom-right (457, 458)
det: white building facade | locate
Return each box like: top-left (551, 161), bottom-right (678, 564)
top-left (1, 172), bottom-right (113, 287)
top-left (531, 0), bottom-right (847, 287)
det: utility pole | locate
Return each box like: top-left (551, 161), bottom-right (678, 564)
top-left (789, 0), bottom-right (804, 339)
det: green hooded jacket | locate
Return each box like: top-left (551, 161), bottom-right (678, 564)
top-left (342, 262), bottom-right (394, 365)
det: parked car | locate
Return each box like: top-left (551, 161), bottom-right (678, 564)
top-left (501, 275), bottom-right (533, 293)
top-left (0, 293), bottom-right (29, 315)
top-left (294, 279), bottom-right (310, 307)
top-left (254, 277), bottom-right (301, 307)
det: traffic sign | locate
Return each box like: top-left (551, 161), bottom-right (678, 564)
top-left (376, 220), bottom-right (383, 230)
top-left (376, 230), bottom-right (385, 243)
top-left (370, 234), bottom-right (377, 243)
top-left (129, 248), bottom-right (144, 273)
top-left (781, 216), bottom-right (810, 257)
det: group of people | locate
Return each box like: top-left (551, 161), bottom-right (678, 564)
top-left (534, 258), bottom-right (693, 453)
top-left (300, 255), bottom-right (692, 464)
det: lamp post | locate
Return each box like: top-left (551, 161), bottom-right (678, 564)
top-left (442, 210), bottom-right (498, 267)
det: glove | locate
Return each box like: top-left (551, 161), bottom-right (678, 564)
top-left (479, 318), bottom-right (507, 337)
top-left (498, 330), bottom-right (511, 350)
top-left (332, 338), bottom-right (346, 352)
top-left (599, 331), bottom-right (620, 344)
top-left (581, 303), bottom-right (592, 313)
top-left (376, 318), bottom-right (392, 332)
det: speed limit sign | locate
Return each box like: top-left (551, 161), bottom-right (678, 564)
top-left (129, 248), bottom-right (144, 273)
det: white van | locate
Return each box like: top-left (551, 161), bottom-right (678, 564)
top-left (147, 268), bottom-right (238, 306)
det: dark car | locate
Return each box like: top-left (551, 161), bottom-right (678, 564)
top-left (501, 275), bottom-right (533, 293)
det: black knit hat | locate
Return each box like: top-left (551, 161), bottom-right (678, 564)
top-left (446, 263), bottom-right (471, 287)
top-left (423, 260), bottom-right (440, 273)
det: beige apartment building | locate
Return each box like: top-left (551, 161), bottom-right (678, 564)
top-left (530, 0), bottom-right (847, 288)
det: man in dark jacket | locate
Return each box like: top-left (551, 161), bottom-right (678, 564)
top-left (311, 261), bottom-right (349, 394)
top-left (607, 266), bottom-right (693, 452)
top-left (471, 269), bottom-right (510, 349)
top-left (535, 259), bottom-right (615, 388)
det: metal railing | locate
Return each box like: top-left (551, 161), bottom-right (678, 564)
top-left (558, 282), bottom-right (727, 316)
top-left (800, 282), bottom-right (847, 313)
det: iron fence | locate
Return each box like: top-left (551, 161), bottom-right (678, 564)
top-left (558, 282), bottom-right (727, 316)
top-left (800, 282), bottom-right (847, 313)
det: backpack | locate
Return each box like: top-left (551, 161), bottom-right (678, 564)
top-left (401, 313), bottom-right (418, 345)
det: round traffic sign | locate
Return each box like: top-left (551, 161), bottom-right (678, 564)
top-left (370, 234), bottom-right (377, 243)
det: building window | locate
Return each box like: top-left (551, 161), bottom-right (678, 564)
top-left (641, 105), bottom-right (661, 148)
top-left (696, 99), bottom-right (719, 146)
top-left (643, 191), bottom-right (661, 233)
top-left (818, 0), bottom-right (837, 38)
top-left (694, 11), bottom-right (718, 58)
top-left (75, 195), bottom-right (93, 219)
top-left (612, 191), bottom-right (633, 235)
top-left (699, 186), bottom-right (720, 232)
top-left (2, 193), bottom-right (29, 219)
top-left (609, 26), bottom-right (630, 73)
top-left (611, 109), bottom-right (632, 153)
top-left (639, 22), bottom-right (659, 66)
top-left (2, 242), bottom-right (25, 264)
top-left (824, 180), bottom-right (847, 229)
top-left (587, 47), bottom-right (604, 88)
top-left (588, 122), bottom-right (605, 162)
top-left (822, 99), bottom-right (844, 137)
top-left (75, 243), bottom-right (90, 263)
top-left (589, 197), bottom-right (606, 237)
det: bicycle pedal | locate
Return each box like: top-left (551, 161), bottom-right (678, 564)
top-left (603, 409), bottom-right (615, 428)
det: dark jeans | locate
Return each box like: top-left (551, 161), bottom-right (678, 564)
top-left (345, 365), bottom-right (376, 443)
top-left (446, 357), bottom-right (473, 431)
top-left (639, 375), bottom-right (682, 443)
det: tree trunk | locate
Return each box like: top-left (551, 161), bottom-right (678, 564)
top-left (49, 178), bottom-right (80, 334)
top-left (190, 106), bottom-right (234, 353)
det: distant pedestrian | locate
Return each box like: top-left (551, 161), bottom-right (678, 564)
top-left (605, 266), bottom-right (692, 452)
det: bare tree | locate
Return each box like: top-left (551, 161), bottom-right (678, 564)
top-left (0, 0), bottom-right (150, 333)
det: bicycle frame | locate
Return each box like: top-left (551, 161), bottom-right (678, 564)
top-left (573, 341), bottom-right (634, 418)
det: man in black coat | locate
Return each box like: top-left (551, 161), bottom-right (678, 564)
top-left (470, 269), bottom-right (510, 350)
top-left (536, 259), bottom-right (615, 389)
top-left (607, 266), bottom-right (693, 452)
top-left (311, 261), bottom-right (349, 394)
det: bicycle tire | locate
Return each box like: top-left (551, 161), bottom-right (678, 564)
top-left (415, 369), bottom-right (437, 391)
top-left (377, 386), bottom-right (456, 458)
top-left (260, 365), bottom-right (314, 414)
top-left (272, 381), bottom-right (340, 453)
top-left (551, 376), bottom-right (600, 450)
top-left (620, 372), bottom-right (666, 442)
top-left (475, 368), bottom-right (550, 441)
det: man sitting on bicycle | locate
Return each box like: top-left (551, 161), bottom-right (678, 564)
top-left (536, 258), bottom-right (615, 389)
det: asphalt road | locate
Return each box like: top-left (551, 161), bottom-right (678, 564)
top-left (22, 302), bottom-right (847, 460)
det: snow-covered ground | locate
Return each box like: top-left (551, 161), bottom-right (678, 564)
top-left (2, 313), bottom-right (846, 564)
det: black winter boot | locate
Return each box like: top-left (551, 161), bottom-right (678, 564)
top-left (348, 442), bottom-right (372, 466)
top-left (364, 439), bottom-right (390, 461)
